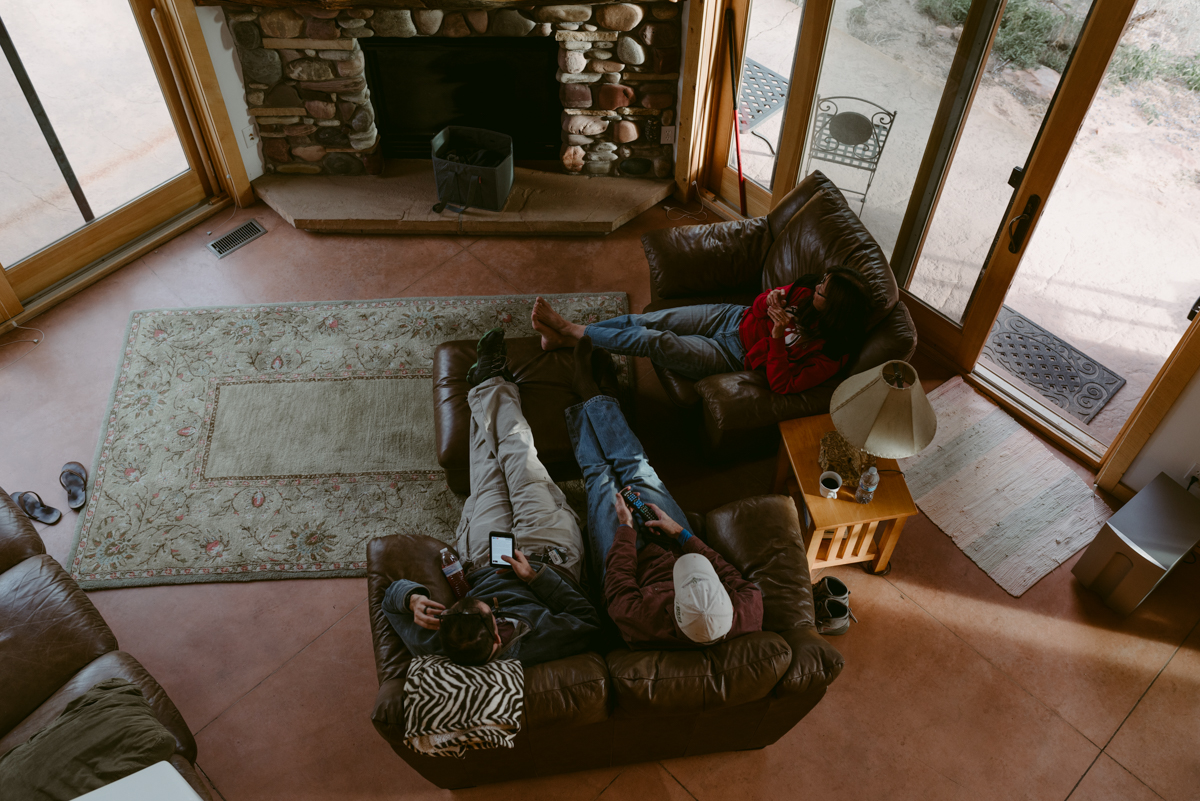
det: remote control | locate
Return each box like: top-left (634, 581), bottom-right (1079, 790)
top-left (620, 487), bottom-right (658, 525)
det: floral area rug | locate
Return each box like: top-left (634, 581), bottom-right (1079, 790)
top-left (68, 293), bottom-right (628, 589)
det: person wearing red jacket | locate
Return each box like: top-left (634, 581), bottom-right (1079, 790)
top-left (565, 337), bottom-right (763, 649)
top-left (531, 267), bottom-right (872, 396)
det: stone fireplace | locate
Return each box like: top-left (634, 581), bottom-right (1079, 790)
top-left (212, 1), bottom-right (683, 180)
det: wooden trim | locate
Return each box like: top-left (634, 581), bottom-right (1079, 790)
top-left (149, 4), bottom-right (220, 195)
top-left (703, 0), bottom-right (749, 199)
top-left (950, 0), bottom-right (1138, 369)
top-left (717, 164), bottom-right (771, 217)
top-left (1109, 482), bottom-right (1136, 504)
top-left (1, 199), bottom-right (229, 336)
top-left (158, 0), bottom-right (254, 207)
top-left (0, 268), bottom-right (23, 321)
top-left (7, 174), bottom-right (207, 299)
top-left (675, 0), bottom-right (727, 201)
top-left (891, 0), bottom-right (1005, 288)
top-left (768, 0), bottom-right (833, 208)
top-left (1096, 313), bottom-right (1200, 493)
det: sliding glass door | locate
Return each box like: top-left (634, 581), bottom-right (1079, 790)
top-left (0, 0), bottom-right (212, 311)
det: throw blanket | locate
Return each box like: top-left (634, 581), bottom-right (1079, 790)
top-left (403, 655), bottom-right (524, 757)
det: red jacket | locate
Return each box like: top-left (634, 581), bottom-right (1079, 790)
top-left (603, 525), bottom-right (763, 649)
top-left (739, 283), bottom-right (846, 394)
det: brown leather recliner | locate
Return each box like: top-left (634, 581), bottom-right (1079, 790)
top-left (0, 489), bottom-right (211, 799)
top-left (641, 170), bottom-right (917, 458)
top-left (367, 495), bottom-right (843, 789)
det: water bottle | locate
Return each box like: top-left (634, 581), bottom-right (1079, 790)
top-left (440, 548), bottom-right (470, 600)
top-left (855, 467), bottom-right (880, 504)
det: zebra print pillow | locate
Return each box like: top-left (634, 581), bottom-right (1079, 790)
top-left (403, 655), bottom-right (525, 758)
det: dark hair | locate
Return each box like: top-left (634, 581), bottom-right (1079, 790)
top-left (788, 267), bottom-right (872, 359)
top-left (440, 597), bottom-right (497, 666)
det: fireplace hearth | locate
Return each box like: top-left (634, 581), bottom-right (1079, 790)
top-left (213, 1), bottom-right (683, 179)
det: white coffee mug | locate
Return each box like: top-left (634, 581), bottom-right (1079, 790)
top-left (818, 471), bottom-right (842, 499)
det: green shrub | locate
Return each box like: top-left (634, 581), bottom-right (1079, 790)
top-left (916, 0), bottom-right (972, 26)
top-left (1173, 54), bottom-right (1200, 92)
top-left (995, 0), bottom-right (1060, 68)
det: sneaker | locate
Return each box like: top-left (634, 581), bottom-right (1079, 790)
top-left (815, 598), bottom-right (857, 636)
top-left (466, 328), bottom-right (514, 386)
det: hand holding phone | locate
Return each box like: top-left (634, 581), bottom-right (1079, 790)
top-left (489, 531), bottom-right (515, 567)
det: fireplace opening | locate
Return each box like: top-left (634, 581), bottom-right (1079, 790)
top-left (362, 38), bottom-right (562, 162)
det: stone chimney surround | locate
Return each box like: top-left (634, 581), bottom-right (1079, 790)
top-left (208, 1), bottom-right (684, 179)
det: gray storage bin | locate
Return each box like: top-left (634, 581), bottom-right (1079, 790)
top-left (431, 126), bottom-right (513, 212)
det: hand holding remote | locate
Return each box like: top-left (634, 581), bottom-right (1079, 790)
top-left (619, 486), bottom-right (658, 525)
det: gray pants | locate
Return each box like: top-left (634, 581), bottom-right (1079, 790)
top-left (453, 377), bottom-right (583, 581)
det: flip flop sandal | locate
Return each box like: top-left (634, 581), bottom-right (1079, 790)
top-left (59, 461), bottom-right (88, 510)
top-left (10, 491), bottom-right (62, 525)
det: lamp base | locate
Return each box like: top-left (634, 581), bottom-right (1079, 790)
top-left (818, 430), bottom-right (877, 485)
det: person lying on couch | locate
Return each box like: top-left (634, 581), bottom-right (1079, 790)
top-left (382, 329), bottom-right (601, 668)
top-left (565, 337), bottom-right (763, 648)
top-left (531, 267), bottom-right (872, 395)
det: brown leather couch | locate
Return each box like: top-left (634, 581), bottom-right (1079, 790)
top-left (435, 337), bottom-right (624, 495)
top-left (0, 489), bottom-right (211, 798)
top-left (641, 170), bottom-right (917, 458)
top-left (367, 494), bottom-right (844, 789)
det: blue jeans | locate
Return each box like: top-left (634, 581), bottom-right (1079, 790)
top-left (566, 395), bottom-right (688, 583)
top-left (584, 304), bottom-right (748, 381)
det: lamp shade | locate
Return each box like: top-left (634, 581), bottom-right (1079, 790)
top-left (830, 361), bottom-right (937, 459)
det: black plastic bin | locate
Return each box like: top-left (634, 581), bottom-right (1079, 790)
top-left (431, 126), bottom-right (514, 212)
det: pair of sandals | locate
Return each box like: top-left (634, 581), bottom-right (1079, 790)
top-left (9, 462), bottom-right (88, 525)
top-left (814, 576), bottom-right (858, 636)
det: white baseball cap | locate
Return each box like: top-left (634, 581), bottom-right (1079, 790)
top-left (673, 553), bottom-right (734, 644)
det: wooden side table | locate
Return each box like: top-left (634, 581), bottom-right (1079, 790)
top-left (774, 414), bottom-right (917, 574)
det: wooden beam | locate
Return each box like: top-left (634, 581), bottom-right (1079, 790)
top-left (674, 0), bottom-right (725, 201)
top-left (0, 268), bottom-right (23, 321)
top-left (158, 0), bottom-right (254, 207)
top-left (1097, 314), bottom-right (1200, 493)
top-left (768, 0), bottom-right (833, 208)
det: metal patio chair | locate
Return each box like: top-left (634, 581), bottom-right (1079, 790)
top-left (806, 96), bottom-right (897, 213)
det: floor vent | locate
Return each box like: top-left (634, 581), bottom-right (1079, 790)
top-left (206, 219), bottom-right (267, 259)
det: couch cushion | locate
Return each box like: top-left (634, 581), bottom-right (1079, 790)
top-left (704, 496), bottom-right (814, 632)
top-left (434, 337), bottom-right (622, 495)
top-left (0, 678), bottom-right (175, 800)
top-left (0, 651), bottom-right (197, 764)
top-left (0, 485), bottom-right (46, 574)
top-left (524, 652), bottom-right (610, 728)
top-left (606, 632), bottom-right (791, 714)
top-left (761, 188), bottom-right (898, 328)
top-left (696, 371), bottom-right (838, 434)
top-left (0, 555), bottom-right (117, 739)
top-left (643, 217), bottom-right (771, 300)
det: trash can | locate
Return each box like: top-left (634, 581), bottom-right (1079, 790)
top-left (1072, 472), bottom-right (1200, 615)
top-left (431, 126), bottom-right (513, 212)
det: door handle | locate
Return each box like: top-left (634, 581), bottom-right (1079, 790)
top-left (1007, 194), bottom-right (1041, 253)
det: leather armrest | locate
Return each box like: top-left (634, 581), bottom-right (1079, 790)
top-left (170, 755), bottom-right (214, 801)
top-left (695, 371), bottom-right (837, 432)
top-left (845, 300), bottom-right (917, 375)
top-left (774, 626), bottom-right (844, 698)
top-left (0, 485), bottom-right (46, 573)
top-left (371, 676), bottom-right (408, 731)
top-left (642, 218), bottom-right (771, 299)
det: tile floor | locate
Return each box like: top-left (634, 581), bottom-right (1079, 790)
top-left (2, 202), bottom-right (1198, 801)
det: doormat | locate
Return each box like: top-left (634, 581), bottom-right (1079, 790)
top-left (980, 305), bottom-right (1125, 424)
top-left (898, 377), bottom-right (1113, 597)
top-left (68, 293), bottom-right (629, 590)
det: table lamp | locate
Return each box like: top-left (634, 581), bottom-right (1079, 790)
top-left (829, 360), bottom-right (937, 459)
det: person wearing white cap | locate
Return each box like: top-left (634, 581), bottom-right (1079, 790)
top-left (564, 336), bottom-right (763, 649)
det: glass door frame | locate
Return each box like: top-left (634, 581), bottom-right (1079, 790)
top-left (1, 0), bottom-right (222, 307)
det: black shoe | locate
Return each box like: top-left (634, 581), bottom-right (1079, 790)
top-left (467, 328), bottom-right (514, 386)
top-left (815, 598), bottom-right (857, 636)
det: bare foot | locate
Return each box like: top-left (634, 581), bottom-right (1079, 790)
top-left (532, 297), bottom-right (582, 350)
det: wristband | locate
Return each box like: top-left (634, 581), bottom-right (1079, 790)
top-left (677, 529), bottom-right (692, 546)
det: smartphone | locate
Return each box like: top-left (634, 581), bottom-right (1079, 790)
top-left (489, 532), bottom-right (515, 567)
